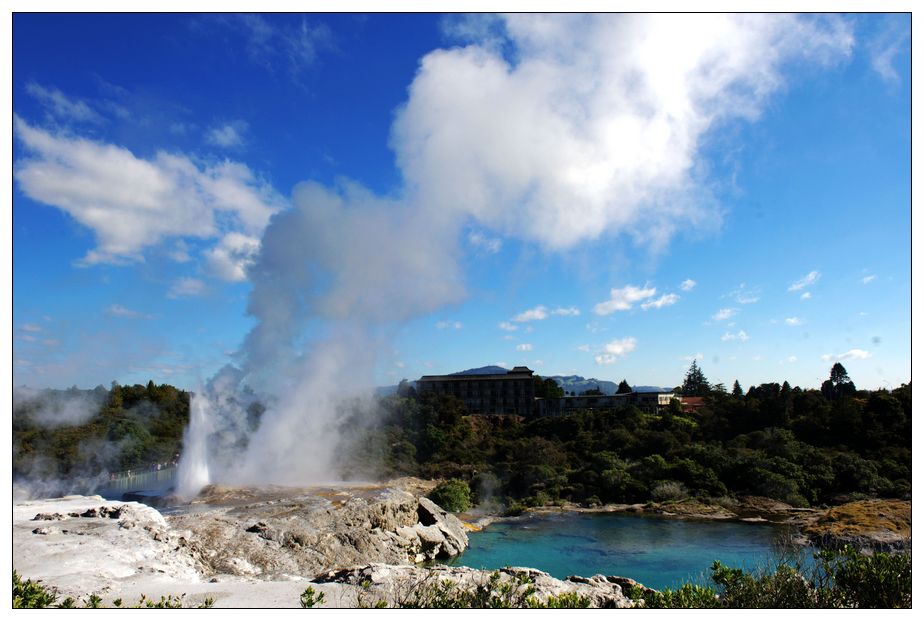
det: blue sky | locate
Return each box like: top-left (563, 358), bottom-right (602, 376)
top-left (11, 13), bottom-right (911, 392)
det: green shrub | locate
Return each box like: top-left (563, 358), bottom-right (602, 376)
top-left (13, 570), bottom-right (60, 608)
top-left (711, 561), bottom-right (816, 608)
top-left (632, 583), bottom-right (719, 609)
top-left (527, 591), bottom-right (592, 608)
top-left (818, 545), bottom-right (912, 608)
top-left (650, 480), bottom-right (687, 502)
top-left (13, 571), bottom-right (214, 609)
top-left (503, 502), bottom-right (526, 517)
top-left (630, 546), bottom-right (911, 609)
top-left (427, 479), bottom-right (472, 512)
top-left (300, 586), bottom-right (326, 608)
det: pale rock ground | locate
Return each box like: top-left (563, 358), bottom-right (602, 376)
top-left (12, 485), bottom-right (639, 608)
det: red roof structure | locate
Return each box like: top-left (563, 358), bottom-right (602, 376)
top-left (680, 396), bottom-right (705, 413)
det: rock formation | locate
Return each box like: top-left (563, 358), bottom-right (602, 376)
top-left (314, 563), bottom-right (640, 608)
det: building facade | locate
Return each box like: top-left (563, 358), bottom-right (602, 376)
top-left (416, 366), bottom-right (537, 416)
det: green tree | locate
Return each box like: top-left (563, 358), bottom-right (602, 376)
top-left (732, 380), bottom-right (743, 399)
top-left (617, 379), bottom-right (632, 394)
top-left (534, 377), bottom-right (564, 399)
top-left (822, 363), bottom-right (856, 400)
top-left (681, 361), bottom-right (710, 397)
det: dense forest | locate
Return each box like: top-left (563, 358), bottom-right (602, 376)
top-left (13, 381), bottom-right (190, 490)
top-left (343, 363), bottom-right (911, 510)
top-left (13, 363), bottom-right (911, 511)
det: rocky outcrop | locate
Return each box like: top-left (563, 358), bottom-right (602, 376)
top-left (13, 483), bottom-right (471, 604)
top-left (13, 495), bottom-right (202, 599)
top-left (168, 485), bottom-right (469, 578)
top-left (800, 499), bottom-right (911, 552)
top-left (313, 563), bottom-right (641, 608)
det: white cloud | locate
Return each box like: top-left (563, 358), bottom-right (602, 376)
top-left (683, 352), bottom-right (704, 362)
top-left (861, 275), bottom-right (877, 285)
top-left (393, 15), bottom-right (852, 253)
top-left (168, 240), bottom-right (192, 263)
top-left (595, 337), bottom-right (637, 364)
top-left (106, 304), bottom-right (153, 319)
top-left (512, 305), bottom-right (580, 322)
top-left (784, 317), bottom-right (804, 326)
top-left (516, 343), bottom-right (533, 351)
top-left (786, 355), bottom-right (798, 363)
top-left (21, 323), bottom-right (43, 332)
top-left (25, 82), bottom-right (103, 123)
top-left (436, 320), bottom-right (463, 330)
top-left (680, 279), bottom-right (696, 291)
top-left (205, 232), bottom-right (261, 282)
top-left (726, 283), bottom-right (760, 304)
top-left (821, 349), bottom-right (872, 363)
top-left (14, 117), bottom-right (286, 267)
top-left (593, 284), bottom-right (657, 315)
top-left (721, 330), bottom-right (750, 342)
top-left (868, 16), bottom-right (909, 84)
top-left (801, 292), bottom-right (812, 300)
top-left (168, 277), bottom-right (206, 299)
top-left (498, 321), bottom-right (518, 331)
top-left (232, 14), bottom-right (335, 80)
top-left (641, 293), bottom-right (679, 310)
top-left (712, 307), bottom-right (739, 321)
top-left (468, 230), bottom-right (502, 253)
top-left (576, 344), bottom-right (591, 352)
top-left (206, 120), bottom-right (248, 148)
top-left (19, 334), bottom-right (37, 342)
top-left (513, 305), bottom-right (548, 322)
top-left (788, 270), bottom-right (821, 292)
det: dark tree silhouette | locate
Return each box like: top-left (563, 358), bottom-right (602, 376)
top-left (681, 361), bottom-right (710, 397)
top-left (822, 363), bottom-right (857, 400)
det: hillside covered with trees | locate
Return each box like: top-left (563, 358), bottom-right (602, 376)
top-left (345, 363), bottom-right (911, 510)
top-left (13, 382), bottom-right (190, 492)
top-left (13, 363), bottom-right (910, 512)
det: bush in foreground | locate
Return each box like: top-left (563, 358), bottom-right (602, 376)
top-left (13, 570), bottom-right (213, 609)
top-left (633, 545), bottom-right (911, 609)
top-left (356, 570), bottom-right (591, 609)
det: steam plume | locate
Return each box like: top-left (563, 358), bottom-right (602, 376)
top-left (176, 14), bottom-right (853, 497)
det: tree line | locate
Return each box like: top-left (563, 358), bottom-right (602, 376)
top-left (344, 362), bottom-right (910, 510)
top-left (13, 363), bottom-right (910, 511)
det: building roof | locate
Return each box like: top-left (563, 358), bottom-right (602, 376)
top-left (419, 367), bottom-right (535, 382)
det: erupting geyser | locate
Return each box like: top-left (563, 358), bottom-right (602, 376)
top-left (175, 393), bottom-right (211, 499)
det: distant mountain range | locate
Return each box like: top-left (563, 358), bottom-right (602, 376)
top-left (377, 365), bottom-right (672, 396)
top-left (451, 365), bottom-right (509, 375)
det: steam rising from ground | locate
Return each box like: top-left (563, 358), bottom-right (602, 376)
top-left (176, 14), bottom-right (853, 497)
top-left (13, 386), bottom-right (108, 428)
top-left (175, 182), bottom-right (466, 495)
